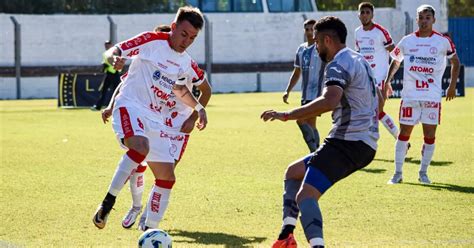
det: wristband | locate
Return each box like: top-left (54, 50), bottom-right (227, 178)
top-left (282, 112), bottom-right (289, 122)
top-left (194, 103), bottom-right (204, 112)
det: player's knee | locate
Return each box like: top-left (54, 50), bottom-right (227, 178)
top-left (155, 179), bottom-right (175, 189)
top-left (285, 162), bottom-right (306, 180)
top-left (126, 136), bottom-right (149, 156)
top-left (424, 137), bottom-right (435, 144)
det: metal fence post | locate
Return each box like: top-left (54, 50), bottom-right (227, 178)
top-left (256, 72), bottom-right (262, 92)
top-left (107, 16), bottom-right (117, 44)
top-left (404, 12), bottom-right (413, 35)
top-left (10, 16), bottom-right (21, 99)
top-left (204, 15), bottom-right (212, 84)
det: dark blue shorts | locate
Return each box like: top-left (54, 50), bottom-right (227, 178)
top-left (303, 138), bottom-right (376, 194)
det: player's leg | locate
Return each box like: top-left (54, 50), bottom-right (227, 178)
top-left (297, 116), bottom-right (318, 152)
top-left (93, 74), bottom-right (113, 110)
top-left (143, 161), bottom-right (176, 230)
top-left (122, 162), bottom-right (147, 229)
top-left (296, 138), bottom-right (376, 247)
top-left (388, 100), bottom-right (419, 184)
top-left (378, 82), bottom-right (399, 139)
top-left (272, 155), bottom-right (309, 247)
top-left (418, 101), bottom-right (440, 184)
top-left (93, 106), bottom-right (149, 229)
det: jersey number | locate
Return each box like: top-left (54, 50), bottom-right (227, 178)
top-left (401, 107), bottom-right (413, 118)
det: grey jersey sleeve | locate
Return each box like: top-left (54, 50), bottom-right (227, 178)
top-left (324, 62), bottom-right (350, 89)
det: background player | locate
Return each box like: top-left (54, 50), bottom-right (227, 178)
top-left (385, 4), bottom-right (460, 184)
top-left (355, 2), bottom-right (399, 140)
top-left (283, 19), bottom-right (326, 152)
top-left (263, 16), bottom-right (381, 248)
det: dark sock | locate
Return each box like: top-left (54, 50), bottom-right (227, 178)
top-left (278, 224), bottom-right (295, 240)
top-left (102, 193), bottom-right (116, 211)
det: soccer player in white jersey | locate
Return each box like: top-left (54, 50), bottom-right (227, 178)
top-left (93, 6), bottom-right (209, 230)
top-left (283, 19), bottom-right (326, 152)
top-left (355, 2), bottom-right (399, 140)
top-left (264, 16), bottom-right (381, 248)
top-left (385, 5), bottom-right (460, 184)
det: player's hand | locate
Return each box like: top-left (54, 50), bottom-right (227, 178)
top-left (282, 92), bottom-right (289, 104)
top-left (101, 107), bottom-right (113, 124)
top-left (196, 109), bottom-right (207, 131)
top-left (113, 56), bottom-right (126, 71)
top-left (180, 114), bottom-right (198, 133)
top-left (260, 110), bottom-right (287, 122)
top-left (446, 86), bottom-right (456, 101)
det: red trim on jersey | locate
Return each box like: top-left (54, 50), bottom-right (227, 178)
top-left (126, 149), bottom-right (146, 164)
top-left (119, 32), bottom-right (169, 51)
top-left (136, 164), bottom-right (147, 173)
top-left (415, 30), bottom-right (435, 37)
top-left (119, 107), bottom-right (134, 138)
top-left (155, 179), bottom-right (175, 189)
top-left (378, 111), bottom-right (386, 120)
top-left (398, 100), bottom-right (403, 121)
top-left (177, 135), bottom-right (190, 162)
top-left (120, 71), bottom-right (128, 81)
top-left (433, 31), bottom-right (457, 54)
top-left (374, 23), bottom-right (393, 45)
top-left (438, 102), bottom-right (441, 124)
top-left (398, 135), bottom-right (410, 141)
top-left (190, 60), bottom-right (204, 81)
top-left (424, 137), bottom-right (435, 144)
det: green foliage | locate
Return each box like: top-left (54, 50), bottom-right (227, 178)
top-left (1, 90), bottom-right (473, 247)
top-left (316, 0), bottom-right (395, 11)
top-left (449, 0), bottom-right (474, 17)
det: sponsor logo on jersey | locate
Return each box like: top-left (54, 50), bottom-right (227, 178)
top-left (329, 67), bottom-right (342, 73)
top-left (369, 39), bottom-right (375, 45)
top-left (160, 131), bottom-right (185, 141)
top-left (360, 47), bottom-right (375, 53)
top-left (409, 48), bottom-right (419, 52)
top-left (364, 55), bottom-right (374, 60)
top-left (157, 63), bottom-right (168, 69)
top-left (414, 56), bottom-right (437, 65)
top-left (409, 66), bottom-right (434, 73)
top-left (149, 103), bottom-right (162, 113)
top-left (169, 144), bottom-right (177, 156)
top-left (151, 192), bottom-right (161, 212)
top-left (150, 85), bottom-right (171, 101)
top-left (430, 47), bottom-right (438, 55)
top-left (153, 70), bottom-right (161, 81)
top-left (167, 59), bottom-right (180, 67)
top-left (371, 64), bottom-right (376, 68)
top-left (394, 47), bottom-right (401, 56)
top-left (409, 55), bottom-right (416, 63)
top-left (428, 112), bottom-right (437, 120)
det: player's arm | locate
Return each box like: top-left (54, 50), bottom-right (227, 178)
top-left (385, 44), bottom-right (395, 52)
top-left (446, 54), bottom-right (460, 101)
top-left (383, 59), bottom-right (401, 100)
top-left (172, 84), bottom-right (207, 130)
top-left (283, 67), bottom-right (301, 104)
top-left (101, 81), bottom-right (123, 124)
top-left (180, 79), bottom-right (212, 133)
top-left (261, 85), bottom-right (342, 122)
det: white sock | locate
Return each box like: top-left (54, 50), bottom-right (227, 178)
top-left (145, 180), bottom-right (174, 228)
top-left (420, 143), bottom-right (435, 173)
top-left (108, 153), bottom-right (140, 196)
top-left (380, 112), bottom-right (399, 139)
top-left (395, 137), bottom-right (409, 173)
top-left (129, 163), bottom-right (146, 208)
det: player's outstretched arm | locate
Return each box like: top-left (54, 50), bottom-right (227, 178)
top-left (261, 86), bottom-right (342, 122)
top-left (180, 79), bottom-right (212, 133)
top-left (446, 54), bottom-right (460, 101)
top-left (283, 67), bottom-right (301, 104)
top-left (172, 84), bottom-right (207, 130)
top-left (384, 59), bottom-right (401, 100)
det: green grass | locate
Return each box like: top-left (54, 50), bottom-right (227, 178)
top-left (1, 89), bottom-right (473, 247)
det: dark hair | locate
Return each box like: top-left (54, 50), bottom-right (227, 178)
top-left (175, 6), bottom-right (204, 30)
top-left (358, 2), bottom-right (374, 13)
top-left (154, 24), bottom-right (171, 32)
top-left (314, 16), bottom-right (347, 44)
top-left (304, 19), bottom-right (316, 27)
top-left (104, 40), bottom-right (112, 45)
top-left (417, 4), bottom-right (436, 17)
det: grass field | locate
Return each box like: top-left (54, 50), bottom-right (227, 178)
top-left (1, 89), bottom-right (473, 247)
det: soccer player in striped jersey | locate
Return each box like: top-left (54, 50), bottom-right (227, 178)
top-left (355, 2), bottom-right (399, 140)
top-left (385, 5), bottom-right (460, 184)
top-left (283, 19), bottom-right (326, 152)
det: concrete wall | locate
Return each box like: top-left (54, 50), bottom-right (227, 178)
top-left (0, 9), bottom-right (427, 99)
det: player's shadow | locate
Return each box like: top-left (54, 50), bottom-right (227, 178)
top-left (169, 229), bottom-right (266, 247)
top-left (360, 168), bottom-right (386, 174)
top-left (404, 157), bottom-right (453, 166)
top-left (373, 157), bottom-right (453, 167)
top-left (404, 182), bottom-right (474, 194)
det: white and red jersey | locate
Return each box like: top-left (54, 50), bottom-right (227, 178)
top-left (114, 31), bottom-right (205, 123)
top-left (355, 23), bottom-right (393, 84)
top-left (391, 30), bottom-right (456, 102)
top-left (161, 70), bottom-right (206, 132)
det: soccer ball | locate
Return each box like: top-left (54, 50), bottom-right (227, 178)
top-left (138, 229), bottom-right (172, 248)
